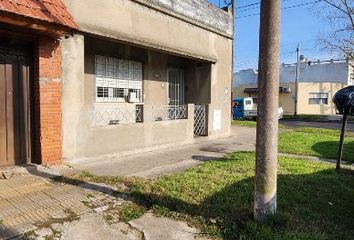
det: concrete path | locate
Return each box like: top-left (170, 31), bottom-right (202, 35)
top-left (61, 214), bottom-right (142, 240)
top-left (0, 167), bottom-right (212, 240)
top-left (130, 213), bottom-right (206, 240)
top-left (69, 126), bottom-right (256, 178)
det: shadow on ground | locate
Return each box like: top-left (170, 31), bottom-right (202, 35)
top-left (130, 168), bottom-right (354, 239)
top-left (312, 141), bottom-right (354, 163)
top-left (3, 166), bottom-right (354, 240)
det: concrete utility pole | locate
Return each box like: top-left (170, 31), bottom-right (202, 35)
top-left (254, 0), bottom-right (281, 222)
top-left (294, 44), bottom-right (300, 116)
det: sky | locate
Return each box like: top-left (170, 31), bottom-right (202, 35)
top-left (208, 0), bottom-right (334, 72)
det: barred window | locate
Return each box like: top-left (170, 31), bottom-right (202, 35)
top-left (309, 92), bottom-right (328, 105)
top-left (95, 55), bottom-right (143, 103)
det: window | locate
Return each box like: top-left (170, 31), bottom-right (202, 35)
top-left (95, 55), bottom-right (143, 103)
top-left (309, 92), bottom-right (328, 105)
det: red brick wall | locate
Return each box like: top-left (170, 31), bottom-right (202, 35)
top-left (34, 39), bottom-right (62, 165)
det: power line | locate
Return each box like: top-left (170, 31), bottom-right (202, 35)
top-left (236, 0), bottom-right (296, 12)
top-left (236, 0), bottom-right (321, 19)
top-left (237, 1), bottom-right (260, 10)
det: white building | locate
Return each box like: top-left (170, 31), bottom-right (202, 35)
top-left (233, 59), bottom-right (354, 115)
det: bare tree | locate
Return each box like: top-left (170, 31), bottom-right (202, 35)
top-left (317, 0), bottom-right (354, 59)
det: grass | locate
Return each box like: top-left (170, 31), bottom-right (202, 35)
top-left (232, 120), bottom-right (354, 163)
top-left (34, 208), bottom-right (79, 229)
top-left (232, 120), bottom-right (287, 129)
top-left (232, 120), bottom-right (257, 127)
top-left (279, 127), bottom-right (354, 163)
top-left (79, 152), bottom-right (354, 240)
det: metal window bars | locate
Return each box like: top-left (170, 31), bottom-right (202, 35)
top-left (152, 105), bottom-right (188, 121)
top-left (91, 105), bottom-right (143, 126)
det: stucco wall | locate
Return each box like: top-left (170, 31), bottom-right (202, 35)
top-left (232, 82), bottom-right (345, 116)
top-left (134, 0), bottom-right (233, 36)
top-left (61, 0), bottom-right (232, 160)
top-left (62, 0), bottom-right (232, 62)
top-left (61, 36), bottom-right (225, 159)
top-left (297, 82), bottom-right (346, 115)
top-left (234, 61), bottom-right (351, 87)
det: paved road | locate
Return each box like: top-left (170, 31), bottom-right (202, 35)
top-left (70, 125), bottom-right (256, 178)
top-left (280, 120), bottom-right (354, 132)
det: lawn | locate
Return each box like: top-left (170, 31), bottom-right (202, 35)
top-left (233, 121), bottom-right (354, 163)
top-left (79, 152), bottom-right (354, 240)
top-left (232, 120), bottom-right (257, 128)
top-left (279, 128), bottom-right (354, 163)
top-left (233, 120), bottom-right (287, 129)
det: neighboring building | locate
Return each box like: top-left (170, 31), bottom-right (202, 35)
top-left (233, 59), bottom-right (354, 115)
top-left (0, 0), bottom-right (78, 167)
top-left (0, 0), bottom-right (234, 167)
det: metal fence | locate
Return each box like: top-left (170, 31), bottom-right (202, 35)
top-left (152, 105), bottom-right (188, 121)
top-left (91, 105), bottom-right (143, 126)
top-left (194, 105), bottom-right (208, 136)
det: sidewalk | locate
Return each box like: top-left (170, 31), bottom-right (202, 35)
top-left (0, 167), bottom-right (207, 240)
top-left (69, 126), bottom-right (256, 178)
top-left (0, 125), bottom-right (255, 239)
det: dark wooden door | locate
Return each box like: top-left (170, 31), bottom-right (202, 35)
top-left (0, 45), bottom-right (31, 167)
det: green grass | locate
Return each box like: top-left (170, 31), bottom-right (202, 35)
top-left (232, 122), bottom-right (354, 163)
top-left (232, 120), bottom-right (257, 127)
top-left (279, 128), bottom-right (354, 162)
top-left (232, 120), bottom-right (288, 129)
top-left (79, 152), bottom-right (354, 240)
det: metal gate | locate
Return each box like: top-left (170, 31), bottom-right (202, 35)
top-left (194, 105), bottom-right (208, 136)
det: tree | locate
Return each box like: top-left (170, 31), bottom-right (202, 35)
top-left (317, 0), bottom-right (354, 59)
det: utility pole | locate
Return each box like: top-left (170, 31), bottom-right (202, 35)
top-left (254, 0), bottom-right (281, 222)
top-left (294, 44), bottom-right (300, 116)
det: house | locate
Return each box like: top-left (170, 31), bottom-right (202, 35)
top-left (0, 0), bottom-right (78, 167)
top-left (0, 0), bottom-right (234, 167)
top-left (233, 59), bottom-right (354, 115)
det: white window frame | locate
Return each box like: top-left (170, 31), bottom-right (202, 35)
top-left (95, 55), bottom-right (143, 103)
top-left (309, 92), bottom-right (329, 105)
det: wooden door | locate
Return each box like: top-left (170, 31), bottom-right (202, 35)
top-left (0, 46), bottom-right (31, 167)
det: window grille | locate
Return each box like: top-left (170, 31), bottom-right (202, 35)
top-left (152, 105), bottom-right (187, 121)
top-left (309, 92), bottom-right (329, 105)
top-left (91, 105), bottom-right (144, 126)
top-left (95, 55), bottom-right (143, 103)
top-left (168, 69), bottom-right (185, 106)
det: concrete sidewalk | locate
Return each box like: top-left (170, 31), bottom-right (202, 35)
top-left (69, 126), bottom-right (256, 178)
top-left (0, 126), bottom-right (255, 239)
top-left (0, 167), bottom-right (209, 240)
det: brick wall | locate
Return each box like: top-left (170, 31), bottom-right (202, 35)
top-left (34, 38), bottom-right (62, 165)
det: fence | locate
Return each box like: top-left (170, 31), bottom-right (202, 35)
top-left (152, 105), bottom-right (188, 121)
top-left (91, 105), bottom-right (143, 126)
top-left (194, 104), bottom-right (208, 136)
